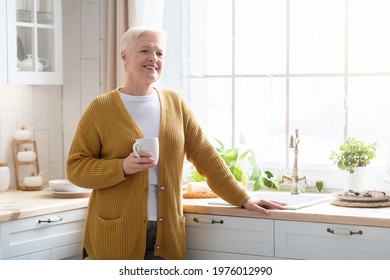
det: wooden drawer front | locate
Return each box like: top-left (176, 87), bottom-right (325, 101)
top-left (185, 213), bottom-right (274, 257)
top-left (1, 208), bottom-right (86, 259)
top-left (275, 220), bottom-right (390, 260)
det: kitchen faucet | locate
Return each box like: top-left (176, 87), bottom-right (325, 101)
top-left (282, 129), bottom-right (307, 194)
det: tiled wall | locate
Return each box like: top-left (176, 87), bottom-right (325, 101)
top-left (0, 0), bottom-right (102, 189)
top-left (62, 0), bottom-right (102, 171)
top-left (0, 85), bottom-right (63, 187)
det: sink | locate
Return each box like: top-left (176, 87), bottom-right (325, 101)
top-left (208, 191), bottom-right (329, 210)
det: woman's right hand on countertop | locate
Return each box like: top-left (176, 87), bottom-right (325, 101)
top-left (242, 198), bottom-right (288, 215)
top-left (122, 150), bottom-right (156, 175)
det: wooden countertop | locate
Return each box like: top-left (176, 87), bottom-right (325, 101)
top-left (1, 189), bottom-right (389, 227)
top-left (0, 189), bottom-right (89, 222)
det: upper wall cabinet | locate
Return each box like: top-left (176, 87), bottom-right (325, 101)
top-left (3, 0), bottom-right (63, 85)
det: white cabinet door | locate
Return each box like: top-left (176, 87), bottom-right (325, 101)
top-left (0, 223), bottom-right (3, 259)
top-left (0, 0), bottom-right (7, 84)
top-left (6, 0), bottom-right (63, 84)
top-left (275, 220), bottom-right (390, 259)
top-left (1, 208), bottom-right (86, 259)
top-left (185, 213), bottom-right (274, 259)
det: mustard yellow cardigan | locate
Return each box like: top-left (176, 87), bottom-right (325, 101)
top-left (66, 88), bottom-right (250, 260)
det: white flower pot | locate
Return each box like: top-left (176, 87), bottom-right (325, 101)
top-left (344, 166), bottom-right (367, 192)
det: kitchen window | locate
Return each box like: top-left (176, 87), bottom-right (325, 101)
top-left (181, 0), bottom-right (390, 189)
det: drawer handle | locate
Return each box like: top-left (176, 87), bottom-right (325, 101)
top-left (327, 228), bottom-right (363, 236)
top-left (38, 216), bottom-right (63, 224)
top-left (193, 217), bottom-right (224, 224)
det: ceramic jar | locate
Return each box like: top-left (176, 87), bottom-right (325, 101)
top-left (14, 126), bottom-right (33, 141)
top-left (0, 162), bottom-right (11, 192)
top-left (17, 148), bottom-right (36, 162)
top-left (23, 174), bottom-right (43, 188)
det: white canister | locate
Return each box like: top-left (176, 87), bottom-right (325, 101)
top-left (23, 174), bottom-right (43, 187)
top-left (14, 126), bottom-right (33, 141)
top-left (0, 163), bottom-right (11, 192)
top-left (17, 149), bottom-right (36, 162)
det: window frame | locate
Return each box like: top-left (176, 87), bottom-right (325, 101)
top-left (180, 0), bottom-right (390, 191)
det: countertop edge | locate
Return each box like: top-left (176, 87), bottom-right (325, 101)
top-left (183, 200), bottom-right (390, 228)
top-left (1, 190), bottom-right (390, 228)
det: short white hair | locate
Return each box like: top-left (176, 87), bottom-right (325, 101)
top-left (121, 26), bottom-right (167, 52)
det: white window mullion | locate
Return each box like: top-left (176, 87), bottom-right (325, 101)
top-left (232, 0), bottom-right (236, 147)
top-left (344, 0), bottom-right (349, 139)
top-left (286, 0), bottom-right (290, 170)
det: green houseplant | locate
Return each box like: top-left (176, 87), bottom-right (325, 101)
top-left (188, 139), bottom-right (279, 191)
top-left (329, 137), bottom-right (377, 174)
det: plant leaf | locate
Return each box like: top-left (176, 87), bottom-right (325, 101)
top-left (188, 168), bottom-right (206, 182)
top-left (215, 138), bottom-right (225, 151)
top-left (262, 171), bottom-right (279, 189)
top-left (315, 181), bottom-right (324, 192)
top-left (230, 165), bottom-right (242, 182)
top-left (253, 179), bottom-right (262, 191)
top-left (239, 149), bottom-right (250, 160)
top-left (215, 139), bottom-right (225, 155)
top-left (222, 148), bottom-right (238, 163)
top-left (337, 161), bottom-right (346, 170)
top-left (249, 166), bottom-right (262, 180)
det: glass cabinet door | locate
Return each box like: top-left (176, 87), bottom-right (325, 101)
top-left (8, 0), bottom-right (62, 84)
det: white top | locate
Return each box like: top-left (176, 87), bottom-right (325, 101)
top-left (119, 90), bottom-right (160, 221)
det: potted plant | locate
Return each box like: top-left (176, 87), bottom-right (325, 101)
top-left (188, 139), bottom-right (279, 191)
top-left (329, 137), bottom-right (377, 191)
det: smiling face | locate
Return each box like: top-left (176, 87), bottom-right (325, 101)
top-left (121, 32), bottom-right (165, 88)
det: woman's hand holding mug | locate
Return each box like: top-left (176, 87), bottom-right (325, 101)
top-left (122, 137), bottom-right (159, 175)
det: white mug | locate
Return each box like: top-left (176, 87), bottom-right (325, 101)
top-left (132, 137), bottom-right (159, 163)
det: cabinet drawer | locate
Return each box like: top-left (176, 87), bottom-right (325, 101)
top-left (275, 220), bottom-right (390, 259)
top-left (187, 249), bottom-right (271, 260)
top-left (7, 250), bottom-right (51, 260)
top-left (51, 243), bottom-right (82, 260)
top-left (185, 213), bottom-right (274, 258)
top-left (1, 208), bottom-right (86, 259)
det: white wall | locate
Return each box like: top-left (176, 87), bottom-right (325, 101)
top-left (62, 0), bottom-right (103, 165)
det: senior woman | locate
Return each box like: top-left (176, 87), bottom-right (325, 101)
top-left (66, 26), bottom-right (286, 260)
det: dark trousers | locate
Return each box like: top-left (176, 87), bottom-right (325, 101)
top-left (144, 221), bottom-right (165, 260)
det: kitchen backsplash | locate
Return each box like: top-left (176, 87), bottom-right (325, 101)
top-left (0, 85), bottom-right (64, 187)
top-left (0, 0), bottom-right (102, 189)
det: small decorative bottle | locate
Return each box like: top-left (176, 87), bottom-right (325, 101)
top-left (0, 162), bottom-right (11, 192)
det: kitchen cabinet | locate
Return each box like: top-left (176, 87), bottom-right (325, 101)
top-left (185, 213), bottom-right (390, 260)
top-left (3, 0), bottom-right (63, 85)
top-left (0, 208), bottom-right (86, 260)
top-left (275, 220), bottom-right (390, 259)
top-left (185, 213), bottom-right (274, 260)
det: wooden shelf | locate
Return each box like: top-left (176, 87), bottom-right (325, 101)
top-left (15, 161), bottom-right (39, 166)
top-left (11, 139), bottom-right (41, 191)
